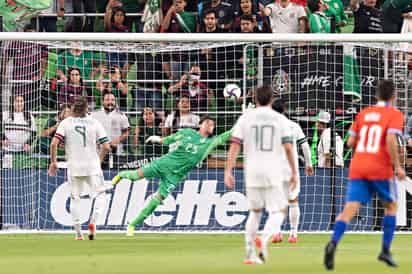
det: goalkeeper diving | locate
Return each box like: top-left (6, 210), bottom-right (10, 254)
top-left (111, 115), bottom-right (232, 235)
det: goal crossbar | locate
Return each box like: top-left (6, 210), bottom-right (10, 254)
top-left (1, 32), bottom-right (412, 43)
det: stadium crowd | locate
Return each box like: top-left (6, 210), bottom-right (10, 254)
top-left (1, 0), bottom-right (412, 169)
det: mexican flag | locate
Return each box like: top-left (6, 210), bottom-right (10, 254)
top-left (141, 0), bottom-right (162, 33)
top-left (343, 44), bottom-right (361, 101)
top-left (0, 0), bottom-right (51, 31)
top-left (176, 11), bottom-right (196, 33)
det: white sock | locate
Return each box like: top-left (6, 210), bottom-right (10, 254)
top-left (70, 197), bottom-right (82, 236)
top-left (262, 212), bottom-right (285, 245)
top-left (245, 211), bottom-right (262, 258)
top-left (289, 203), bottom-right (300, 237)
top-left (90, 193), bottom-right (106, 225)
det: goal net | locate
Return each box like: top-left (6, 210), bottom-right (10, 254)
top-left (0, 34), bottom-right (411, 232)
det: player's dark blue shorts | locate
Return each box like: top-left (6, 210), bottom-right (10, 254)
top-left (346, 179), bottom-right (397, 204)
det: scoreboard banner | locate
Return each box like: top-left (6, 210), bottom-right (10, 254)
top-left (1, 168), bottom-right (407, 231)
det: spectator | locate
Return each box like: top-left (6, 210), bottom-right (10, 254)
top-left (1, 96), bottom-right (37, 153)
top-left (57, 67), bottom-right (90, 107)
top-left (3, 24), bottom-right (48, 111)
top-left (406, 114), bottom-right (412, 148)
top-left (104, 1), bottom-right (131, 72)
top-left (239, 14), bottom-right (260, 32)
top-left (38, 0), bottom-right (65, 32)
top-left (323, 0), bottom-right (348, 33)
top-left (200, 9), bottom-right (225, 32)
top-left (132, 51), bottom-right (164, 112)
top-left (232, 0), bottom-right (256, 32)
top-left (72, 0), bottom-right (96, 32)
top-left (97, 66), bottom-right (129, 111)
top-left (162, 95), bottom-right (200, 137)
top-left (350, 0), bottom-right (383, 33)
top-left (382, 0), bottom-right (412, 33)
top-left (161, 0), bottom-right (197, 32)
top-left (56, 42), bottom-right (97, 82)
top-left (90, 63), bottom-right (109, 110)
top-left (122, 0), bottom-right (147, 32)
top-left (168, 65), bottom-right (212, 111)
top-left (199, 0), bottom-right (235, 31)
top-left (91, 91), bottom-right (130, 162)
top-left (134, 107), bottom-right (164, 158)
top-left (261, 0), bottom-right (307, 33)
top-left (316, 111), bottom-right (344, 168)
top-left (39, 103), bottom-right (72, 154)
top-left (307, 0), bottom-right (332, 33)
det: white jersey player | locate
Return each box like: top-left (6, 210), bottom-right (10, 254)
top-left (48, 97), bottom-right (110, 240)
top-left (272, 99), bottom-right (314, 244)
top-left (225, 86), bottom-right (298, 264)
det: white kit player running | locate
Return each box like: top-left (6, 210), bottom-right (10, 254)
top-left (225, 86), bottom-right (298, 264)
top-left (48, 97), bottom-right (110, 240)
top-left (271, 99), bottom-right (314, 244)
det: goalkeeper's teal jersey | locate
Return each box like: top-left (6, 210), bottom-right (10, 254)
top-left (157, 128), bottom-right (232, 177)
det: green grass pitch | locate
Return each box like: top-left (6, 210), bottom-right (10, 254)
top-left (0, 234), bottom-right (411, 274)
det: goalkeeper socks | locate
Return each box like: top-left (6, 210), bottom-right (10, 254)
top-left (130, 197), bottom-right (161, 227)
top-left (119, 170), bottom-right (141, 181)
top-left (382, 215), bottom-right (396, 253)
top-left (289, 203), bottom-right (300, 237)
top-left (331, 220), bottom-right (347, 245)
top-left (245, 211), bottom-right (261, 257)
top-left (262, 212), bottom-right (285, 245)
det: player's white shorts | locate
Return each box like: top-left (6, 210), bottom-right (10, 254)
top-left (68, 174), bottom-right (105, 199)
top-left (246, 185), bottom-right (288, 212)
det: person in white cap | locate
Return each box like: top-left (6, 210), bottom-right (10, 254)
top-left (317, 111), bottom-right (344, 168)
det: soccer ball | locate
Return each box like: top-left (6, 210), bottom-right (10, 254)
top-left (223, 84), bottom-right (241, 99)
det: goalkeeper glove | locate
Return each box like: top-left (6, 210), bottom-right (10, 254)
top-left (145, 136), bottom-right (162, 144)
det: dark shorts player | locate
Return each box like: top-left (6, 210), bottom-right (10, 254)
top-left (324, 80), bottom-right (406, 270)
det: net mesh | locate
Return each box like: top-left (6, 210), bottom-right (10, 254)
top-left (0, 39), bottom-right (411, 231)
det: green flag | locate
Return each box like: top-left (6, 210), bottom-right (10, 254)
top-left (175, 11), bottom-right (196, 33)
top-left (0, 0), bottom-right (51, 31)
top-left (343, 44), bottom-right (361, 101)
top-left (142, 0), bottom-right (162, 32)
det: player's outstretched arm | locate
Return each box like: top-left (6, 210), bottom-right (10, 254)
top-left (387, 133), bottom-right (406, 180)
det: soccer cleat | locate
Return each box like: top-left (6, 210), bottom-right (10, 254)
top-left (254, 236), bottom-right (267, 263)
top-left (288, 235), bottom-right (298, 244)
top-left (75, 235), bottom-right (84, 241)
top-left (324, 241), bottom-right (336, 270)
top-left (126, 224), bottom-right (135, 237)
top-left (243, 258), bottom-right (263, 265)
top-left (112, 175), bottom-right (122, 186)
top-left (88, 223), bottom-right (96, 240)
top-left (378, 251), bottom-right (398, 268)
top-left (271, 233), bottom-right (283, 243)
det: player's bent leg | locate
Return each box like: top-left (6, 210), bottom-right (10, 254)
top-left (261, 209), bottom-right (286, 261)
top-left (89, 192), bottom-right (106, 240)
top-left (244, 209), bottom-right (263, 265)
top-left (288, 197), bottom-right (300, 243)
top-left (127, 191), bottom-right (166, 236)
top-left (112, 169), bottom-right (144, 186)
top-left (378, 202), bottom-right (398, 267)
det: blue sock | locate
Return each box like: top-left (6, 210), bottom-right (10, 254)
top-left (382, 215), bottom-right (396, 253)
top-left (331, 220), bottom-right (347, 245)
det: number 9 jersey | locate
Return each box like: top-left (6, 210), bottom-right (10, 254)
top-left (348, 102), bottom-right (404, 180)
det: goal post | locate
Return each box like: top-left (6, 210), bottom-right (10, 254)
top-left (0, 33), bottom-right (411, 232)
